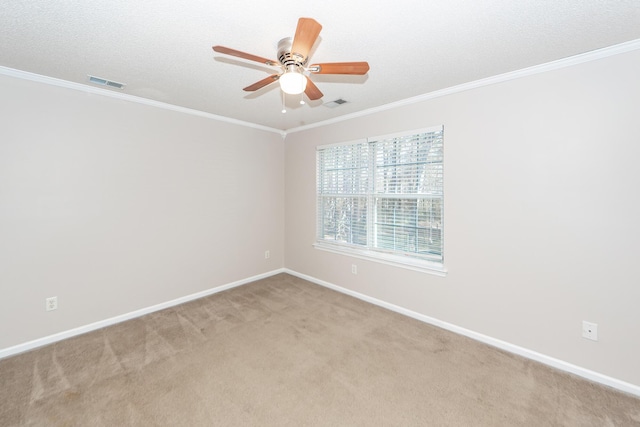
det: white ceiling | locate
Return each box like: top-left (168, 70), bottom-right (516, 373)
top-left (1, 1), bottom-right (639, 132)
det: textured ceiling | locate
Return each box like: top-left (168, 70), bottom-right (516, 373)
top-left (1, 1), bottom-right (639, 132)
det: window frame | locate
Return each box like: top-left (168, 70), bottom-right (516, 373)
top-left (314, 126), bottom-right (446, 276)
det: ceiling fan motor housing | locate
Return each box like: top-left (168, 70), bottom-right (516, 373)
top-left (277, 37), bottom-right (307, 71)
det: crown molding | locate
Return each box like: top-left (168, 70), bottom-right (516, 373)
top-left (3, 37), bottom-right (639, 139)
top-left (0, 66), bottom-right (286, 137)
top-left (285, 38), bottom-right (640, 135)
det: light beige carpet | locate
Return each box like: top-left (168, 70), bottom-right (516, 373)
top-left (1, 273), bottom-right (639, 426)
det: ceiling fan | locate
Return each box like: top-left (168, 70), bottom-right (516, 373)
top-left (212, 17), bottom-right (370, 101)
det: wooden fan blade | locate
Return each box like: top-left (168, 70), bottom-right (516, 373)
top-left (243, 75), bottom-right (280, 91)
top-left (213, 46), bottom-right (278, 66)
top-left (291, 18), bottom-right (322, 59)
top-left (309, 62), bottom-right (370, 75)
top-left (304, 79), bottom-right (323, 100)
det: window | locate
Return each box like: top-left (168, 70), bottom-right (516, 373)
top-left (315, 126), bottom-right (444, 275)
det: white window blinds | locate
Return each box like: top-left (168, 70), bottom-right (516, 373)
top-left (316, 141), bottom-right (369, 246)
top-left (316, 126), bottom-right (444, 269)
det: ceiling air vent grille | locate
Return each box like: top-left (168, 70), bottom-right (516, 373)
top-left (88, 75), bottom-right (125, 89)
top-left (323, 99), bottom-right (348, 108)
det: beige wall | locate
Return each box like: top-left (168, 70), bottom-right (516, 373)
top-left (0, 76), bottom-right (284, 349)
top-left (284, 49), bottom-right (640, 386)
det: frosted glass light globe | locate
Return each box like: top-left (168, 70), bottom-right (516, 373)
top-left (279, 71), bottom-right (307, 95)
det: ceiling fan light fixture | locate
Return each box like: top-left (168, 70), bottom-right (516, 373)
top-left (279, 67), bottom-right (307, 95)
top-left (213, 18), bottom-right (369, 102)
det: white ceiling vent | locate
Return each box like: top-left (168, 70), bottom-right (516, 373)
top-left (323, 99), bottom-right (348, 108)
top-left (88, 75), bottom-right (125, 89)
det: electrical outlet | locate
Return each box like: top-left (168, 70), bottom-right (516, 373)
top-left (46, 296), bottom-right (58, 311)
top-left (582, 321), bottom-right (598, 341)
top-left (265, 250), bottom-right (270, 259)
top-left (351, 264), bottom-right (358, 274)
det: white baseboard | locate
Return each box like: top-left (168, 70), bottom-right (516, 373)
top-left (3, 267), bottom-right (638, 397)
top-left (0, 268), bottom-right (286, 360)
top-left (284, 269), bottom-right (640, 398)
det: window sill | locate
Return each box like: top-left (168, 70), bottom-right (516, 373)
top-left (313, 242), bottom-right (447, 277)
